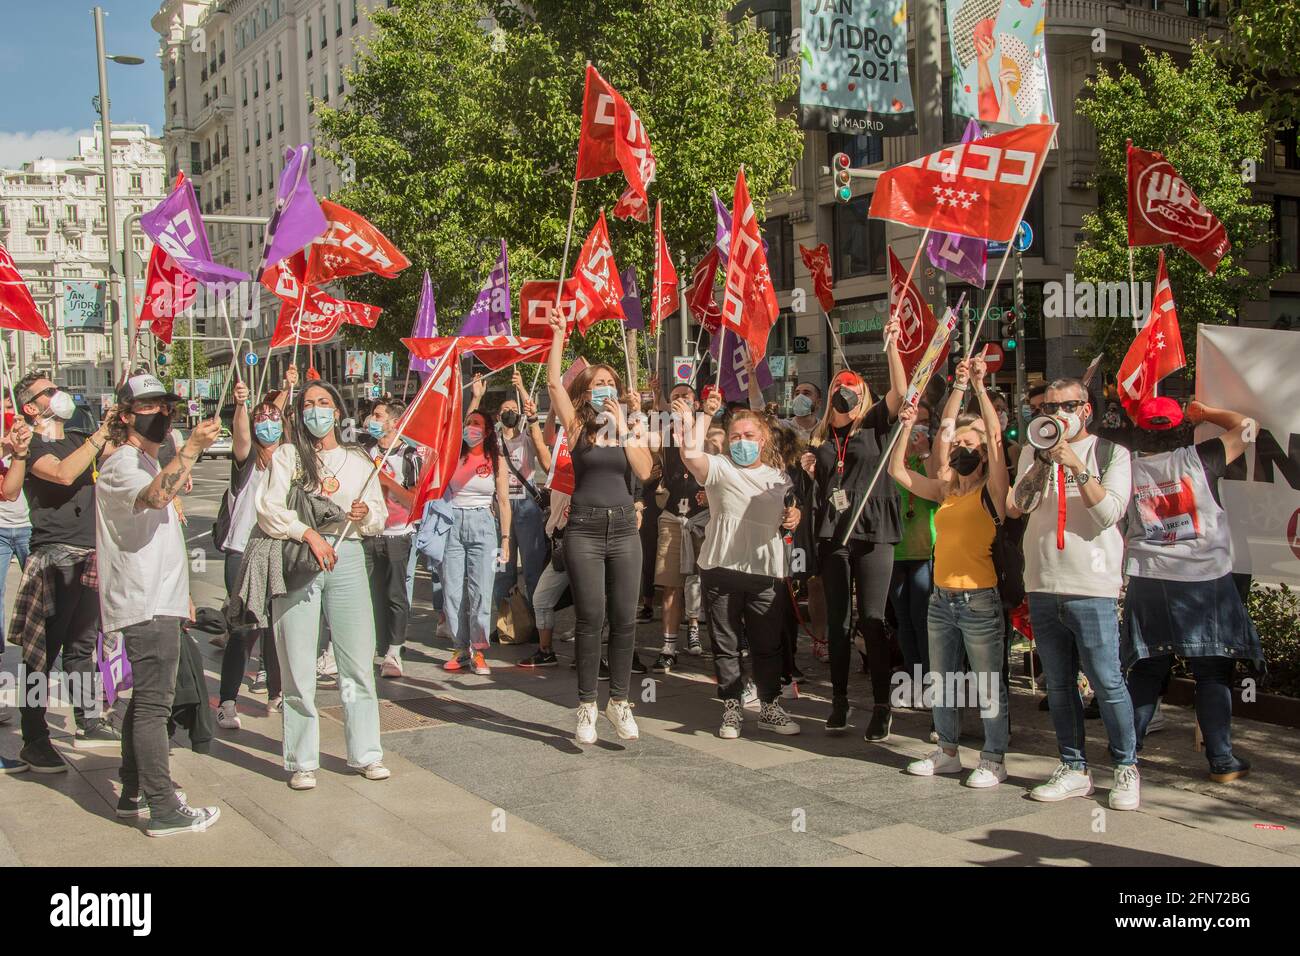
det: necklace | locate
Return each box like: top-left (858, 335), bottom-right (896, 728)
top-left (318, 448), bottom-right (341, 494)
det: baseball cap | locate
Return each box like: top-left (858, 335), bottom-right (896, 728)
top-left (116, 373), bottom-right (182, 407)
top-left (1134, 396), bottom-right (1184, 431)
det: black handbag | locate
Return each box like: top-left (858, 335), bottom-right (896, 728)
top-left (549, 528), bottom-right (567, 574)
top-left (282, 477), bottom-right (346, 591)
top-left (504, 449), bottom-right (550, 512)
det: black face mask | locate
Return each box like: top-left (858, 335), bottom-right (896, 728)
top-left (499, 410), bottom-right (520, 429)
top-left (131, 412), bottom-right (171, 445)
top-left (831, 386), bottom-right (860, 414)
top-left (949, 447), bottom-right (983, 477)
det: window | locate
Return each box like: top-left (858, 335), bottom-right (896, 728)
top-left (833, 196), bottom-right (886, 278)
top-left (338, 68), bottom-right (344, 95)
top-left (65, 204), bottom-right (77, 220)
top-left (68, 238), bottom-right (81, 251)
top-left (827, 132), bottom-right (884, 168)
top-left (265, 55), bottom-right (271, 90)
top-left (244, 128), bottom-right (250, 153)
top-left (335, 1), bottom-right (343, 35)
top-left (307, 23), bottom-right (313, 58)
top-left (323, 69), bottom-right (330, 102)
top-left (1276, 126), bottom-right (1299, 172)
top-left (278, 103), bottom-right (285, 132)
top-left (257, 166), bottom-right (263, 196)
top-left (351, 0), bottom-right (358, 25)
top-left (308, 81), bottom-right (315, 112)
top-left (35, 238), bottom-right (46, 252)
top-left (133, 236), bottom-right (145, 252)
top-left (752, 8), bottom-right (793, 59)
top-left (246, 175), bottom-right (252, 202)
top-left (276, 47), bottom-right (283, 80)
top-left (761, 215), bottom-right (795, 290)
top-left (67, 336), bottom-right (85, 356)
top-left (67, 369), bottom-right (86, 388)
top-left (33, 206), bottom-right (46, 223)
top-left (321, 13), bottom-right (327, 47)
top-left (130, 173), bottom-right (142, 192)
top-left (242, 75), bottom-right (248, 106)
top-left (1275, 197), bottom-right (1299, 272)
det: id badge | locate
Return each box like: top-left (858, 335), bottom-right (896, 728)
top-left (831, 489), bottom-right (850, 513)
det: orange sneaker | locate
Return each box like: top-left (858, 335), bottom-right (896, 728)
top-left (443, 655), bottom-right (467, 672)
top-left (471, 651), bottom-right (490, 676)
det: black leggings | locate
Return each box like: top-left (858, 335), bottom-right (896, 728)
top-left (565, 505), bottom-right (642, 704)
top-left (819, 540), bottom-right (894, 704)
top-left (219, 550), bottom-right (281, 702)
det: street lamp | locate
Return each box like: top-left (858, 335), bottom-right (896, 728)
top-left (93, 6), bottom-right (143, 386)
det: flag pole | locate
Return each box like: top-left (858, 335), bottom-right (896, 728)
top-left (881, 226), bottom-right (932, 352)
top-left (0, 334), bottom-right (18, 442)
top-left (963, 240), bottom-right (1014, 357)
top-left (714, 326), bottom-right (726, 391)
top-left (822, 309), bottom-right (850, 369)
top-left (532, 177), bottom-right (582, 403)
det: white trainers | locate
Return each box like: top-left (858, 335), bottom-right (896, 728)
top-left (740, 680), bottom-right (760, 710)
top-left (965, 759), bottom-right (1007, 789)
top-left (719, 699), bottom-right (743, 739)
top-left (216, 701), bottom-right (241, 731)
top-left (289, 771), bottom-right (316, 791)
top-left (315, 646), bottom-right (338, 679)
top-left (758, 700), bottom-right (801, 736)
top-left (380, 655), bottom-right (403, 679)
top-left (1030, 763), bottom-right (1095, 802)
top-left (604, 699), bottom-right (639, 740)
top-left (1109, 765), bottom-right (1141, 811)
top-left (357, 762), bottom-right (390, 781)
top-left (906, 748), bottom-right (963, 777)
top-left (575, 702), bottom-right (598, 745)
top-left (436, 615), bottom-right (452, 642)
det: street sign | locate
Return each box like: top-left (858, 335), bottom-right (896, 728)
top-left (245, 352), bottom-right (259, 366)
top-left (981, 341), bottom-right (1006, 374)
top-left (793, 336), bottom-right (810, 354)
top-left (1013, 221), bottom-right (1034, 253)
top-left (187, 400), bottom-right (201, 417)
top-left (672, 356), bottom-right (695, 386)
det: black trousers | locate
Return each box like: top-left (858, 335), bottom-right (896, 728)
top-left (120, 616), bottom-right (184, 814)
top-left (778, 581), bottom-right (798, 680)
top-left (565, 505), bottom-right (641, 704)
top-left (20, 555), bottom-right (103, 744)
top-left (364, 533), bottom-right (413, 652)
top-left (220, 550), bottom-right (281, 702)
top-left (702, 566), bottom-right (783, 704)
top-left (818, 539), bottom-right (894, 704)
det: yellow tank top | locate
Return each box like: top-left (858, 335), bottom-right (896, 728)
top-left (933, 486), bottom-right (998, 590)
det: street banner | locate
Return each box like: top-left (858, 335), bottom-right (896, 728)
top-left (139, 245), bottom-right (197, 344)
top-left (303, 200), bottom-right (410, 285)
top-left (904, 306), bottom-right (959, 408)
top-left (0, 243), bottom-right (50, 337)
top-left (372, 352), bottom-right (394, 378)
top-left (720, 168), bottom-right (779, 363)
top-left (1195, 325), bottom-right (1300, 586)
top-left (1117, 251), bottom-right (1184, 416)
top-left (799, 0), bottom-right (917, 135)
top-left (946, 0), bottom-right (1054, 126)
top-left (458, 239), bottom-right (511, 336)
top-left (194, 380), bottom-right (212, 399)
top-left (799, 242), bottom-right (836, 313)
top-left (570, 211), bottom-right (626, 334)
top-left (651, 201), bottom-right (679, 332)
top-left (140, 178), bottom-right (249, 290)
top-left (575, 64), bottom-right (657, 204)
top-left (1127, 141), bottom-right (1230, 274)
top-left (925, 119), bottom-right (989, 287)
top-left (889, 248), bottom-right (950, 378)
top-left (174, 380), bottom-right (191, 398)
top-left (408, 270), bottom-right (438, 376)
top-left (345, 350), bottom-right (368, 378)
top-left (62, 280), bottom-right (106, 330)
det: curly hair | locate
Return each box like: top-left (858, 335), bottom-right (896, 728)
top-left (728, 410), bottom-right (784, 469)
top-left (565, 362), bottom-right (626, 447)
top-left (460, 408), bottom-right (501, 473)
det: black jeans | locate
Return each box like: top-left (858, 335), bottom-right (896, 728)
top-left (778, 581), bottom-right (798, 680)
top-left (120, 616), bottom-right (184, 814)
top-left (565, 504), bottom-right (641, 704)
top-left (364, 533), bottom-right (413, 652)
top-left (1128, 654), bottom-right (1237, 770)
top-left (819, 539), bottom-right (894, 704)
top-left (703, 567), bottom-right (783, 703)
top-left (219, 550), bottom-right (281, 702)
top-left (20, 555), bottom-right (103, 744)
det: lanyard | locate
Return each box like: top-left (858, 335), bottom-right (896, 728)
top-left (832, 430), bottom-right (851, 477)
top-left (1056, 464), bottom-right (1067, 551)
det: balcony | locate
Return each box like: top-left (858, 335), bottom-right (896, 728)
top-left (1046, 0), bottom-right (1226, 47)
top-left (195, 93), bottom-right (233, 132)
top-left (59, 216), bottom-right (85, 237)
top-left (201, 67), bottom-right (208, 82)
top-left (168, 77), bottom-right (176, 91)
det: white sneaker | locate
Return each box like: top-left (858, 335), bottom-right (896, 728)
top-left (1030, 763), bottom-right (1095, 802)
top-left (268, 695), bottom-right (283, 713)
top-left (575, 702), bottom-right (598, 745)
top-left (289, 771), bottom-right (316, 791)
top-left (373, 654), bottom-right (386, 666)
top-left (1109, 765), bottom-right (1141, 811)
top-left (906, 748), bottom-right (963, 776)
top-left (965, 759), bottom-right (1007, 789)
top-left (436, 615), bottom-right (452, 641)
top-left (315, 646), bottom-right (338, 678)
top-left (216, 701), bottom-right (241, 731)
top-left (758, 700), bottom-right (801, 736)
top-left (1145, 702), bottom-right (1168, 734)
top-left (380, 655), bottom-right (403, 679)
top-left (604, 699), bottom-right (639, 740)
top-left (357, 762), bottom-right (390, 781)
top-left (740, 680), bottom-right (760, 710)
top-left (719, 699), bottom-right (743, 739)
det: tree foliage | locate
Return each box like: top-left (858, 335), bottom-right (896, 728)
top-left (158, 319), bottom-right (209, 394)
top-left (1073, 43), bottom-right (1276, 379)
top-left (1219, 0), bottom-right (1300, 123)
top-left (316, 0), bottom-right (802, 379)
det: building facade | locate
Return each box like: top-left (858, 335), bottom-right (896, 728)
top-left (0, 124), bottom-right (166, 407)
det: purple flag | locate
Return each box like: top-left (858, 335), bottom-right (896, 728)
top-left (620, 266), bottom-right (644, 331)
top-left (259, 145), bottom-right (329, 271)
top-left (925, 120), bottom-right (988, 288)
top-left (710, 328), bottom-right (773, 404)
top-left (140, 180), bottom-right (249, 291)
top-left (409, 271), bottom-right (438, 375)
top-left (458, 239), bottom-right (511, 336)
top-left (713, 188), bottom-right (767, 269)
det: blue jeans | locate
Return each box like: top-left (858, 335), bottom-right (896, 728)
top-left (1028, 593), bottom-right (1137, 769)
top-left (1129, 654), bottom-right (1238, 771)
top-left (493, 495), bottom-right (547, 604)
top-left (440, 507), bottom-right (500, 657)
top-left (927, 587), bottom-right (1009, 761)
top-left (0, 526), bottom-right (32, 642)
top-left (889, 558), bottom-right (932, 674)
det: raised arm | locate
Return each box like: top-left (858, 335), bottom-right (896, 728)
top-left (231, 380), bottom-right (252, 464)
top-left (544, 306), bottom-right (578, 434)
top-left (521, 392), bottom-right (552, 472)
top-left (1186, 400), bottom-right (1250, 465)
top-left (465, 374), bottom-right (485, 418)
top-left (136, 418), bottom-right (220, 511)
top-left (882, 314), bottom-right (907, 417)
top-left (969, 357), bottom-right (1007, 519)
top-left (675, 393), bottom-right (712, 485)
top-left (931, 359), bottom-right (971, 484)
top-left (889, 404), bottom-right (947, 502)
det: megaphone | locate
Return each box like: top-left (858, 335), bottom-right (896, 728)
top-left (1026, 414), bottom-right (1063, 451)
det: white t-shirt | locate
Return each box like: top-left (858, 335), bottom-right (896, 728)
top-left (1015, 434), bottom-right (1131, 599)
top-left (95, 444), bottom-right (190, 633)
top-left (225, 465), bottom-right (269, 554)
top-left (0, 456), bottom-right (29, 527)
top-left (256, 444), bottom-right (388, 541)
top-left (447, 454), bottom-right (496, 509)
top-left (697, 454), bottom-right (791, 579)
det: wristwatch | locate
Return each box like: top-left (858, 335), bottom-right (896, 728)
top-left (1075, 471), bottom-right (1093, 488)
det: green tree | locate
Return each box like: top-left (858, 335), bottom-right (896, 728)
top-left (158, 319), bottom-right (209, 395)
top-left (317, 0), bottom-right (802, 380)
top-left (1073, 43), bottom-right (1276, 378)
top-left (1219, 0), bottom-right (1300, 123)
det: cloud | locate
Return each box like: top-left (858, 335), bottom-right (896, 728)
top-left (0, 128), bottom-right (93, 169)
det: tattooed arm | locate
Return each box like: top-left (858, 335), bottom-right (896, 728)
top-left (1008, 450), bottom-right (1052, 518)
top-left (135, 418), bottom-right (221, 511)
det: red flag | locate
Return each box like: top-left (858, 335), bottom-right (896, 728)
top-left (869, 124), bottom-right (1056, 243)
top-left (1117, 252), bottom-right (1185, 416)
top-left (260, 251), bottom-right (308, 301)
top-left (611, 184), bottom-right (650, 223)
top-left (546, 429), bottom-right (576, 496)
top-left (799, 242), bottom-right (836, 313)
top-left (269, 290), bottom-right (381, 347)
top-left (138, 244), bottom-right (198, 345)
top-left (1126, 142), bottom-right (1230, 274)
top-left (686, 247), bottom-right (722, 334)
top-left (303, 200), bottom-right (410, 285)
top-left (575, 64), bottom-right (656, 203)
top-left (0, 243), bottom-right (50, 338)
top-left (404, 343), bottom-right (464, 513)
top-left (404, 335), bottom-right (552, 372)
top-left (519, 280), bottom-right (578, 337)
top-left (569, 211), bottom-right (625, 334)
top-left (719, 168), bottom-right (778, 363)
top-left (889, 248), bottom-right (948, 378)
top-left (651, 201), bottom-right (679, 334)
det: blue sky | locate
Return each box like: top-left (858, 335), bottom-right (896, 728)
top-left (0, 1), bottom-right (165, 167)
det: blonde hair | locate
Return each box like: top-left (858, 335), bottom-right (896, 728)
top-left (810, 371), bottom-right (874, 447)
top-left (944, 423), bottom-right (991, 496)
top-left (728, 409), bottom-right (783, 469)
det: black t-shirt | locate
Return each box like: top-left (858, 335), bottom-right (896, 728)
top-left (25, 433), bottom-right (97, 549)
top-left (661, 447), bottom-right (707, 518)
top-left (1196, 437), bottom-right (1227, 509)
top-left (811, 401), bottom-right (901, 545)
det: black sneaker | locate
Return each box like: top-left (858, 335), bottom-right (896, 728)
top-left (19, 740), bottom-right (67, 774)
top-left (74, 720), bottom-right (123, 750)
top-left (1, 756), bottom-right (29, 775)
top-left (865, 706), bottom-right (893, 741)
top-left (636, 606), bottom-right (654, 622)
top-left (630, 655), bottom-right (647, 675)
top-left (518, 649), bottom-right (558, 668)
top-left (599, 657), bottom-right (610, 681)
top-left (117, 787), bottom-right (188, 818)
top-left (686, 622), bottom-right (703, 654)
top-left (826, 697), bottom-right (850, 733)
top-left (652, 652), bottom-right (677, 674)
top-left (146, 803), bottom-right (221, 838)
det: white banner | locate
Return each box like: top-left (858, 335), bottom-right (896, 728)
top-left (1195, 325), bottom-right (1300, 586)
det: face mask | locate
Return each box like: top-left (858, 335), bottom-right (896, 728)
top-left (366, 419), bottom-right (385, 440)
top-left (131, 411), bottom-right (171, 445)
top-left (254, 420), bottom-right (283, 445)
top-left (589, 385), bottom-right (617, 411)
top-left (949, 446), bottom-right (983, 477)
top-left (303, 407), bottom-right (336, 438)
top-left (997, 411), bottom-right (1009, 431)
top-left (831, 386), bottom-right (860, 414)
top-left (49, 390), bottom-right (75, 420)
top-left (464, 425), bottom-right (484, 447)
top-left (1020, 404), bottom-right (1034, 422)
top-left (499, 409), bottom-right (520, 429)
top-left (792, 394), bottom-right (815, 417)
top-left (729, 439), bottom-right (760, 467)
top-left (1058, 410), bottom-right (1084, 441)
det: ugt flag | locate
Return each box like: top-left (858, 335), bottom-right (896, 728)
top-left (1117, 251), bottom-right (1185, 416)
top-left (258, 144), bottom-right (328, 270)
top-left (458, 240), bottom-right (512, 336)
top-left (1127, 141), bottom-right (1230, 274)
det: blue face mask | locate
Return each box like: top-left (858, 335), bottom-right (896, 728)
top-left (366, 420), bottom-right (385, 439)
top-left (464, 425), bottom-right (484, 447)
top-left (253, 420), bottom-right (282, 445)
top-left (792, 394), bottom-right (815, 417)
top-left (589, 385), bottom-right (617, 411)
top-left (303, 407), bottom-right (335, 438)
top-left (730, 439), bottom-right (760, 467)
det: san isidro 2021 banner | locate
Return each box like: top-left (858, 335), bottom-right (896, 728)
top-left (946, 0), bottom-right (1054, 127)
top-left (798, 0), bottom-right (917, 135)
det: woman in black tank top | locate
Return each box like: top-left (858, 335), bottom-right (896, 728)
top-left (545, 306), bottom-right (653, 745)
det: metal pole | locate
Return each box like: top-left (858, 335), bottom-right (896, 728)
top-left (916, 0), bottom-right (947, 333)
top-left (1014, 246), bottom-right (1026, 403)
top-left (93, 7), bottom-right (124, 385)
top-left (678, 253), bottom-right (689, 359)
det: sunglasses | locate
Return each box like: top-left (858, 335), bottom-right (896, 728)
top-left (23, 387), bottom-right (56, 404)
top-left (1041, 400), bottom-right (1087, 415)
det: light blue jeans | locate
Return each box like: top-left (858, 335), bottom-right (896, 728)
top-left (0, 525), bottom-right (32, 642)
top-left (273, 539), bottom-right (382, 772)
top-left (927, 586), bottom-right (1010, 762)
top-left (493, 495), bottom-right (548, 604)
top-left (441, 507), bottom-right (500, 658)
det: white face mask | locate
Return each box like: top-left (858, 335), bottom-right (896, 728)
top-left (1058, 409), bottom-right (1084, 441)
top-left (997, 410), bottom-right (1009, 431)
top-left (48, 391), bottom-right (75, 420)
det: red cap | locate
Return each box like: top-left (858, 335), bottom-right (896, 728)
top-left (1135, 396), bottom-right (1184, 431)
top-left (832, 370), bottom-right (863, 389)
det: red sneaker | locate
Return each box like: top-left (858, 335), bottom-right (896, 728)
top-left (443, 655), bottom-right (466, 672)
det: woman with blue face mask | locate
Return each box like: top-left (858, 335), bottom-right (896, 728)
top-left (256, 382), bottom-right (389, 791)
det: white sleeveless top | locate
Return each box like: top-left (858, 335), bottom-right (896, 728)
top-left (1124, 444), bottom-right (1233, 582)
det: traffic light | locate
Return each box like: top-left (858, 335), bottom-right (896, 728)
top-left (832, 152), bottom-right (852, 203)
top-left (1001, 309), bottom-right (1018, 351)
